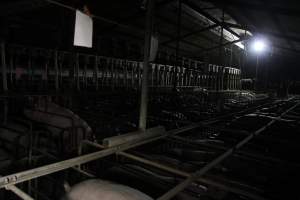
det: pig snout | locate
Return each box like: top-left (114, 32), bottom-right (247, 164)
top-left (64, 179), bottom-right (153, 200)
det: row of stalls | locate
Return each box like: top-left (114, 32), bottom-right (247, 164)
top-left (0, 44), bottom-right (241, 92)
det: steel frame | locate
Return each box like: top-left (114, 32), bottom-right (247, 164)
top-left (157, 101), bottom-right (300, 200)
top-left (77, 140), bottom-right (268, 200)
top-left (5, 101), bottom-right (298, 200)
top-left (0, 98), bottom-right (274, 194)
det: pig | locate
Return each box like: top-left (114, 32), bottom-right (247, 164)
top-left (24, 100), bottom-right (93, 153)
top-left (63, 179), bottom-right (153, 200)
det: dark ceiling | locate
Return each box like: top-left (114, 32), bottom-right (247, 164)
top-left (1, 0), bottom-right (300, 61)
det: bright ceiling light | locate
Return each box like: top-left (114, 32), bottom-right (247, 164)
top-left (252, 39), bottom-right (267, 53)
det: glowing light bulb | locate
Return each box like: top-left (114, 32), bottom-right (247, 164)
top-left (252, 39), bottom-right (267, 53)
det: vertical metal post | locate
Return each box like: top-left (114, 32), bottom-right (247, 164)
top-left (173, 0), bottom-right (182, 89)
top-left (1, 43), bottom-right (7, 92)
top-left (84, 56), bottom-right (88, 89)
top-left (1, 43), bottom-right (8, 125)
top-left (94, 56), bottom-right (99, 90)
top-left (110, 59), bottom-right (114, 90)
top-left (9, 53), bottom-right (13, 87)
top-left (75, 54), bottom-right (80, 91)
top-left (219, 8), bottom-right (224, 69)
top-left (255, 55), bottom-right (259, 91)
top-left (139, 0), bottom-right (155, 131)
top-left (28, 52), bottom-right (33, 90)
top-left (54, 51), bottom-right (59, 91)
top-left (230, 45), bottom-right (233, 67)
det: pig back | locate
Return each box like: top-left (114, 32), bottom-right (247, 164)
top-left (64, 179), bottom-right (153, 200)
top-left (24, 102), bottom-right (93, 153)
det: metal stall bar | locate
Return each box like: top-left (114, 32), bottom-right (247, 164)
top-left (157, 101), bottom-right (300, 200)
top-left (5, 185), bottom-right (34, 200)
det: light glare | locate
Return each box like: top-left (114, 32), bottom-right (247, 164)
top-left (252, 39), bottom-right (266, 53)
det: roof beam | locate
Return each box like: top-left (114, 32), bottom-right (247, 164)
top-left (161, 24), bottom-right (219, 45)
top-left (182, 0), bottom-right (240, 38)
top-left (0, 0), bottom-right (48, 16)
top-left (223, 22), bottom-right (300, 44)
top-left (203, 37), bottom-right (248, 52)
top-left (201, 0), bottom-right (300, 17)
top-left (260, 0), bottom-right (296, 51)
top-left (157, 14), bottom-right (219, 45)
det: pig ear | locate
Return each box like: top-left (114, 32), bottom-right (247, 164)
top-left (63, 181), bottom-right (71, 192)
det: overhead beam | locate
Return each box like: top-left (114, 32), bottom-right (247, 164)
top-left (100, 0), bottom-right (177, 33)
top-left (204, 37), bottom-right (248, 52)
top-left (260, 0), bottom-right (296, 51)
top-left (159, 30), bottom-right (206, 50)
top-left (222, 22), bottom-right (300, 44)
top-left (0, 0), bottom-right (48, 16)
top-left (182, 0), bottom-right (240, 38)
top-left (161, 24), bottom-right (219, 45)
top-left (157, 14), bottom-right (219, 45)
top-left (201, 0), bottom-right (300, 17)
top-left (222, 11), bottom-right (300, 54)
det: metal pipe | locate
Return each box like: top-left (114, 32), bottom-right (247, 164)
top-left (139, 0), bottom-right (155, 130)
top-left (118, 152), bottom-right (268, 200)
top-left (6, 185), bottom-right (34, 200)
top-left (173, 0), bottom-right (182, 89)
top-left (0, 127), bottom-right (166, 189)
top-left (157, 101), bottom-right (300, 200)
top-left (119, 151), bottom-right (189, 177)
top-left (219, 8), bottom-right (224, 68)
top-left (103, 126), bottom-right (165, 148)
top-left (79, 139), bottom-right (268, 200)
top-left (1, 42), bottom-right (7, 91)
top-left (54, 51), bottom-right (59, 91)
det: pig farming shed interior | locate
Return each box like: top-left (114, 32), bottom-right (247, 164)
top-left (0, 0), bottom-right (300, 200)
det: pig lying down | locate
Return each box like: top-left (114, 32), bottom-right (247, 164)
top-left (24, 100), bottom-right (93, 153)
top-left (63, 179), bottom-right (153, 200)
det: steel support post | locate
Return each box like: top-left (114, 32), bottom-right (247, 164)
top-left (173, 0), bottom-right (182, 89)
top-left (1, 43), bottom-right (7, 92)
top-left (218, 8), bottom-right (224, 69)
top-left (255, 55), bottom-right (259, 91)
top-left (54, 51), bottom-right (59, 91)
top-left (1, 43), bottom-right (8, 125)
top-left (139, 0), bottom-right (155, 130)
top-left (157, 101), bottom-right (300, 200)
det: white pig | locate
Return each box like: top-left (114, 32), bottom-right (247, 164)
top-left (63, 179), bottom-right (153, 200)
